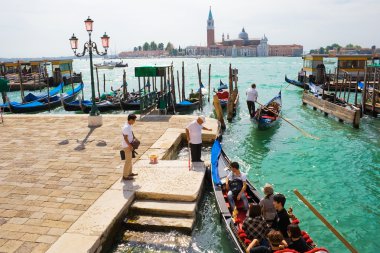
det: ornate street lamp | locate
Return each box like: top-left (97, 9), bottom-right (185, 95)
top-left (69, 16), bottom-right (110, 121)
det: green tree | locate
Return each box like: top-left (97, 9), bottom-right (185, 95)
top-left (158, 43), bottom-right (164, 50)
top-left (331, 43), bottom-right (342, 52)
top-left (318, 47), bottom-right (325, 54)
top-left (354, 45), bottom-right (362, 49)
top-left (150, 41), bottom-right (157, 51)
top-left (172, 49), bottom-right (178, 56)
top-left (143, 42), bottom-right (150, 51)
top-left (165, 42), bottom-right (174, 52)
top-left (138, 46), bottom-right (142, 51)
top-left (346, 43), bottom-right (354, 48)
top-left (309, 49), bottom-right (317, 54)
top-left (133, 47), bottom-right (138, 51)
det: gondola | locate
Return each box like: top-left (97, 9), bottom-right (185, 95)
top-left (253, 91), bottom-right (282, 129)
top-left (80, 99), bottom-right (121, 113)
top-left (120, 98), bottom-right (140, 111)
top-left (216, 80), bottom-right (229, 108)
top-left (174, 100), bottom-right (200, 112)
top-left (8, 83), bottom-right (83, 113)
top-left (285, 75), bottom-right (309, 90)
top-left (62, 99), bottom-right (91, 112)
top-left (0, 82), bottom-right (64, 112)
top-left (211, 139), bottom-right (327, 253)
top-left (115, 61), bottom-right (128, 68)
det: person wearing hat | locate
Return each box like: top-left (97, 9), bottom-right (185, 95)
top-left (259, 183), bottom-right (276, 224)
top-left (185, 116), bottom-right (212, 162)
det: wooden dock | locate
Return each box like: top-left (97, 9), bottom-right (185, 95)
top-left (302, 92), bottom-right (361, 128)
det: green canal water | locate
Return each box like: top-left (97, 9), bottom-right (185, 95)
top-left (6, 57), bottom-right (379, 252)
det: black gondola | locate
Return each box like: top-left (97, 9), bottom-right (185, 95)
top-left (285, 75), bottom-right (309, 90)
top-left (62, 99), bottom-right (91, 112)
top-left (80, 100), bottom-right (122, 113)
top-left (174, 100), bottom-right (200, 112)
top-left (211, 140), bottom-right (327, 253)
top-left (253, 91), bottom-right (282, 129)
top-left (8, 83), bottom-right (83, 113)
top-left (120, 98), bottom-right (140, 111)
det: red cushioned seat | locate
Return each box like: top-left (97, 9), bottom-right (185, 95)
top-left (244, 238), bottom-right (252, 245)
top-left (217, 91), bottom-right (229, 99)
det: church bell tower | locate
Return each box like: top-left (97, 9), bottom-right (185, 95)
top-left (207, 7), bottom-right (215, 47)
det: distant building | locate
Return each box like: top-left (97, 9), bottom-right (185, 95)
top-left (269, 44), bottom-right (303, 57)
top-left (118, 50), bottom-right (169, 58)
top-left (186, 7), bottom-right (302, 57)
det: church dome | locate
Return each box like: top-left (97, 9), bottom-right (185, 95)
top-left (238, 28), bottom-right (248, 40)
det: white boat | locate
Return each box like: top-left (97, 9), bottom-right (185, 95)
top-left (94, 61), bottom-right (116, 69)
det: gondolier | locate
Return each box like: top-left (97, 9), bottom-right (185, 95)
top-left (246, 83), bottom-right (258, 118)
top-left (185, 116), bottom-right (212, 162)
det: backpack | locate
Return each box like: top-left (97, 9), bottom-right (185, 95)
top-left (229, 179), bottom-right (243, 196)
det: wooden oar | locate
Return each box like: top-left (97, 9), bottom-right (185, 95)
top-left (294, 189), bottom-right (358, 253)
top-left (256, 101), bottom-right (319, 140)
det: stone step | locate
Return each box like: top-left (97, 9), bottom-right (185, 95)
top-left (131, 200), bottom-right (196, 217)
top-left (124, 215), bottom-right (195, 235)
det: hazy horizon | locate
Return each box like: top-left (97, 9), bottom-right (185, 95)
top-left (1, 0), bottom-right (379, 58)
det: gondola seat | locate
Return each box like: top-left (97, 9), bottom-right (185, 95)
top-left (217, 91), bottom-right (229, 99)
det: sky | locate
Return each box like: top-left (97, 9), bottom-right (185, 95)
top-left (0, 0), bottom-right (379, 58)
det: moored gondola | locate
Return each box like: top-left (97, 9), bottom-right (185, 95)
top-left (210, 139), bottom-right (328, 253)
top-left (8, 83), bottom-right (83, 113)
top-left (253, 91), bottom-right (282, 129)
top-left (0, 82), bottom-right (64, 112)
top-left (174, 100), bottom-right (200, 112)
top-left (80, 99), bottom-right (121, 113)
top-left (285, 75), bottom-right (309, 90)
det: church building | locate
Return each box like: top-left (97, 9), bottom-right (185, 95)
top-left (186, 7), bottom-right (302, 57)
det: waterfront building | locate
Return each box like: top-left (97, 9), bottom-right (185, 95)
top-left (269, 44), bottom-right (303, 57)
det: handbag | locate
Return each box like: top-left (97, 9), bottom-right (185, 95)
top-left (131, 132), bottom-right (140, 150)
top-left (120, 150), bottom-right (125, 160)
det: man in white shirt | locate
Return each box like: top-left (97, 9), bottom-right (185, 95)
top-left (225, 162), bottom-right (249, 211)
top-left (185, 116), bottom-right (212, 162)
top-left (246, 83), bottom-right (258, 118)
top-left (122, 114), bottom-right (137, 180)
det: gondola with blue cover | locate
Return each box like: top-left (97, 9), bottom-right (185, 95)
top-left (174, 100), bottom-right (200, 112)
top-left (253, 91), bottom-right (282, 129)
top-left (0, 82), bottom-right (64, 112)
top-left (8, 83), bottom-right (83, 113)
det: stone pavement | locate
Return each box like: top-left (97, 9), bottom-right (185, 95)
top-left (0, 114), bottom-right (218, 253)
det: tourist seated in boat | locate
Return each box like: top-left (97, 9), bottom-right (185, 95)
top-left (287, 224), bottom-right (309, 253)
top-left (246, 230), bottom-right (288, 253)
top-left (271, 193), bottom-right (291, 238)
top-left (259, 183), bottom-right (276, 224)
top-left (225, 162), bottom-right (249, 211)
top-left (242, 204), bottom-right (270, 246)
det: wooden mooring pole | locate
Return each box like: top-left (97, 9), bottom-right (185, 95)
top-left (197, 63), bottom-right (202, 110)
top-left (182, 61), bottom-right (185, 101)
top-left (17, 61), bottom-right (25, 102)
top-left (208, 64), bottom-right (211, 102)
top-left (227, 64), bottom-right (234, 121)
top-left (213, 94), bottom-right (226, 130)
top-left (177, 70), bottom-right (181, 103)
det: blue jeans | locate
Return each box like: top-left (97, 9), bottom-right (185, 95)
top-left (228, 190), bottom-right (249, 210)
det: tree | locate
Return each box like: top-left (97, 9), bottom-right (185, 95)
top-left (346, 43), bottom-right (354, 48)
top-left (150, 41), bottom-right (157, 51)
top-left (133, 47), bottom-right (138, 51)
top-left (158, 43), bottom-right (164, 51)
top-left (331, 43), bottom-right (342, 52)
top-left (138, 46), bottom-right (142, 51)
top-left (165, 42), bottom-right (174, 52)
top-left (171, 49), bottom-right (178, 56)
top-left (309, 49), bottom-right (317, 54)
top-left (318, 47), bottom-right (325, 54)
top-left (143, 42), bottom-right (150, 51)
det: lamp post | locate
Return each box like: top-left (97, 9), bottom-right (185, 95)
top-left (69, 17), bottom-right (110, 126)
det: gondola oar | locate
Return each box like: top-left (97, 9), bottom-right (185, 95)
top-left (294, 189), bottom-right (358, 253)
top-left (256, 101), bottom-right (320, 140)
